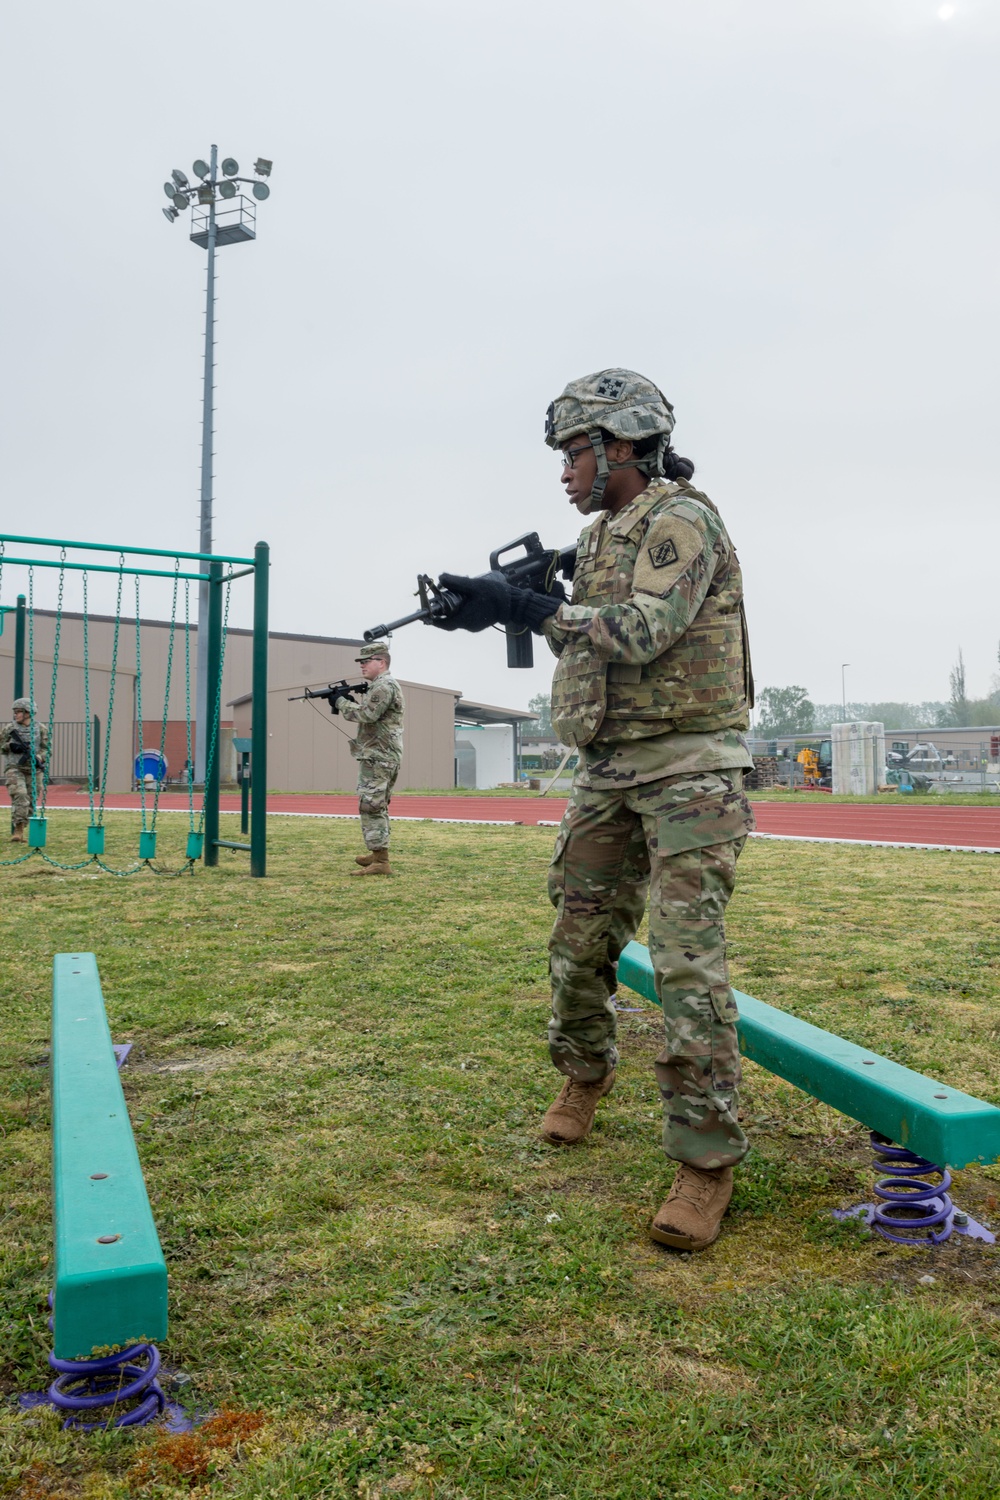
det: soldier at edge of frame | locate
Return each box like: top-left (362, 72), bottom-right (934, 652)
top-left (1, 697), bottom-right (48, 843)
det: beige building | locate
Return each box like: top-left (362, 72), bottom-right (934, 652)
top-left (0, 609), bottom-right (462, 791)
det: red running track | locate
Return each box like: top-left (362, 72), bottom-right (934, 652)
top-left (31, 788), bottom-right (1000, 848)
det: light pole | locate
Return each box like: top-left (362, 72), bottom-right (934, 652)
top-left (841, 663), bottom-right (850, 721)
top-left (161, 148), bottom-right (273, 782)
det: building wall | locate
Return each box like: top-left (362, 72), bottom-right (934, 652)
top-left (454, 724), bottom-right (514, 788)
top-left (0, 612), bottom-right (459, 791)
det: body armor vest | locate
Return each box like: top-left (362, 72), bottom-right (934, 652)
top-left (551, 482), bottom-right (752, 749)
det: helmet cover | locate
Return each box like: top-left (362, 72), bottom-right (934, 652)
top-left (544, 368), bottom-right (675, 449)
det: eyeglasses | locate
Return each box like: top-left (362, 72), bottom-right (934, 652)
top-left (560, 442), bottom-right (595, 469)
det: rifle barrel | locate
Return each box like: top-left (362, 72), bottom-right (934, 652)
top-left (364, 607), bottom-right (432, 641)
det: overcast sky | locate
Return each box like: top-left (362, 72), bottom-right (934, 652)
top-left (2, 0), bottom-right (997, 718)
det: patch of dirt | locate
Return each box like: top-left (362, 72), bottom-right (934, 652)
top-left (544, 1175), bottom-right (618, 1201)
top-left (129, 1048), bottom-right (247, 1076)
top-left (658, 1352), bottom-right (757, 1394)
top-left (256, 961), bottom-right (324, 972)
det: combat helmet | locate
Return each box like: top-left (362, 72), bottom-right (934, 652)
top-left (545, 368), bottom-right (676, 513)
top-left (12, 697), bottom-right (34, 714)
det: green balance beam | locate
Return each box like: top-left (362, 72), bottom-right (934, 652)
top-left (617, 941), bottom-right (1000, 1171)
top-left (51, 953), bottom-right (167, 1360)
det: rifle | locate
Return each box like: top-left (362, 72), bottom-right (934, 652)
top-left (6, 726), bottom-right (44, 769)
top-left (364, 532), bottom-right (577, 668)
top-left (287, 680), bottom-right (369, 715)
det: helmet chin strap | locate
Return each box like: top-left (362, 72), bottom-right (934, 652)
top-left (578, 429), bottom-right (662, 514)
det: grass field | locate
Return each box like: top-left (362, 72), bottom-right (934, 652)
top-left (2, 812), bottom-right (999, 1499)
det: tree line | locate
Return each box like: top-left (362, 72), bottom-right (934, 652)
top-left (755, 646), bottom-right (1000, 736)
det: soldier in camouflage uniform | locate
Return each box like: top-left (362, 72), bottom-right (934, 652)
top-left (1, 697), bottom-right (48, 842)
top-left (338, 643), bottom-right (405, 876)
top-left (431, 370), bottom-right (755, 1252)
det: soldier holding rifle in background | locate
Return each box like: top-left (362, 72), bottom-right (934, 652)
top-left (338, 643), bottom-right (405, 877)
top-left (423, 370), bottom-right (755, 1252)
top-left (1, 697), bottom-right (47, 843)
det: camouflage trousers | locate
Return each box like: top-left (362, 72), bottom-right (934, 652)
top-left (356, 756), bottom-right (400, 851)
top-left (547, 769), bottom-right (754, 1170)
top-left (5, 767), bottom-right (34, 828)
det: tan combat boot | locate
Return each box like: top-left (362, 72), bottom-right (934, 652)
top-left (650, 1164), bottom-right (734, 1251)
top-left (11, 824), bottom-right (26, 843)
top-left (350, 848), bottom-right (392, 876)
top-left (540, 1072), bottom-right (615, 1144)
top-left (354, 850), bottom-right (377, 866)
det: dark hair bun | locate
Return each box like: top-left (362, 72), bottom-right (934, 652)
top-left (662, 449), bottom-right (695, 481)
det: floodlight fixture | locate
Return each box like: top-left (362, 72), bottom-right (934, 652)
top-left (160, 141), bottom-right (276, 786)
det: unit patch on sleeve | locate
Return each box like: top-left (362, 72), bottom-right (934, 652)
top-left (649, 538), bottom-right (679, 568)
top-left (632, 513), bottom-right (705, 597)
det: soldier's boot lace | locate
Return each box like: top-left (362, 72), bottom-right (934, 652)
top-left (350, 847), bottom-right (392, 876)
top-left (650, 1163), bottom-right (734, 1252)
top-left (10, 824), bottom-right (26, 843)
top-left (540, 1071), bottom-right (615, 1145)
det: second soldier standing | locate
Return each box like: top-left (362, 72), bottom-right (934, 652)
top-left (339, 642), bottom-right (404, 876)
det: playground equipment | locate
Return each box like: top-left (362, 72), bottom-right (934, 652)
top-left (0, 532), bottom-right (269, 877)
top-left (30, 954), bottom-right (175, 1428)
top-left (617, 942), bottom-right (999, 1246)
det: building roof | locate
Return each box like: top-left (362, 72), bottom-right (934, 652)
top-left (455, 698), bottom-right (538, 726)
top-left (29, 606), bottom-right (367, 648)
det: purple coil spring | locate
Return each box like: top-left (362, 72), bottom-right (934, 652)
top-left (870, 1131), bottom-right (954, 1246)
top-left (42, 1298), bottom-right (166, 1429)
top-left (47, 1342), bottom-right (166, 1429)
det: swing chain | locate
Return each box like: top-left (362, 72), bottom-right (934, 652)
top-left (98, 558), bottom-right (126, 824)
top-left (39, 554), bottom-right (66, 818)
top-left (196, 577), bottom-right (232, 842)
top-left (149, 562), bottom-right (180, 836)
top-left (184, 579), bottom-right (195, 831)
top-left (82, 572), bottom-right (95, 824)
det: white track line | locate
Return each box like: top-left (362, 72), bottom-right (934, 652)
top-left (749, 830), bottom-right (1000, 854)
top-left (42, 805), bottom-right (1000, 851)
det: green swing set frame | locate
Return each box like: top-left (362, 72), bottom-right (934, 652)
top-left (0, 532), bottom-right (269, 878)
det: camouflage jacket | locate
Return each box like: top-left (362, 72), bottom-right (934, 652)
top-left (339, 673), bottom-right (404, 762)
top-left (542, 479), bottom-right (752, 750)
top-left (0, 720), bottom-right (49, 770)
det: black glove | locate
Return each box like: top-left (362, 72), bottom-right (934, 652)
top-left (431, 574), bottom-right (566, 634)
